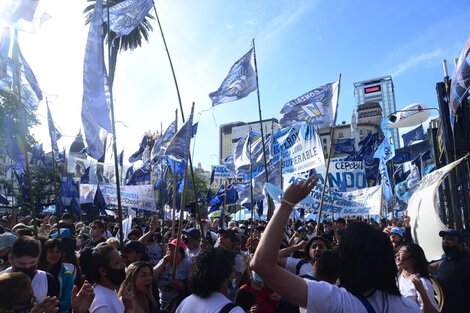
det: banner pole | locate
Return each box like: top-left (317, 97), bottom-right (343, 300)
top-left (252, 39), bottom-right (273, 219)
top-left (315, 74), bottom-right (342, 235)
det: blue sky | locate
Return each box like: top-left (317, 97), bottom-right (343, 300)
top-left (15, 0), bottom-right (470, 170)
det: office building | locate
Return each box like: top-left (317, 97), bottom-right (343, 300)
top-left (219, 118), bottom-right (280, 161)
top-left (354, 76), bottom-right (400, 147)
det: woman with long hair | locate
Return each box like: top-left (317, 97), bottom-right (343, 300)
top-left (38, 239), bottom-right (74, 313)
top-left (118, 262), bottom-right (156, 313)
top-left (396, 243), bottom-right (439, 313)
top-left (80, 243), bottom-right (132, 313)
top-left (250, 175), bottom-right (420, 313)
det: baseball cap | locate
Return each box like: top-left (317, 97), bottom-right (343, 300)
top-left (0, 232), bottom-right (18, 251)
top-left (169, 239), bottom-right (188, 251)
top-left (218, 228), bottom-right (238, 243)
top-left (183, 228), bottom-right (201, 241)
top-left (390, 227), bottom-right (404, 238)
top-left (439, 229), bottom-right (463, 239)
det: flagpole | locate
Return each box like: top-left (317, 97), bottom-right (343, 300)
top-left (46, 98), bottom-right (61, 236)
top-left (12, 29), bottom-right (38, 238)
top-left (172, 162), bottom-right (188, 279)
top-left (252, 39), bottom-right (273, 219)
top-left (222, 181), bottom-right (227, 228)
top-left (105, 2), bottom-right (124, 247)
top-left (170, 110), bottom-right (178, 239)
top-left (315, 74), bottom-right (342, 235)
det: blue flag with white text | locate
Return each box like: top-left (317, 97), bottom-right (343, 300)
top-left (209, 47), bottom-right (257, 105)
top-left (81, 0), bottom-right (112, 160)
top-left (334, 138), bottom-right (355, 155)
top-left (280, 80), bottom-right (340, 127)
top-left (104, 0), bottom-right (153, 37)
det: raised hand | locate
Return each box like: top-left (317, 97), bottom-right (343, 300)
top-left (282, 175), bottom-right (319, 206)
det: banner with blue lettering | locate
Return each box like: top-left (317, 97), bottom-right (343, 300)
top-left (283, 159), bottom-right (367, 192)
top-left (272, 124), bottom-right (325, 174)
top-left (211, 165), bottom-right (241, 180)
top-left (280, 178), bottom-right (381, 215)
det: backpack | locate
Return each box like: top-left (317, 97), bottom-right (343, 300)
top-left (219, 302), bottom-right (237, 313)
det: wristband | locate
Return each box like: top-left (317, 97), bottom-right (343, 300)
top-left (281, 198), bottom-right (296, 210)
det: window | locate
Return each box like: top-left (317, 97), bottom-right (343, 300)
top-left (338, 132), bottom-right (344, 138)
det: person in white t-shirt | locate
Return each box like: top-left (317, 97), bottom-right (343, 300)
top-left (176, 246), bottom-right (244, 313)
top-left (80, 243), bottom-right (132, 313)
top-left (251, 175), bottom-right (421, 313)
top-left (396, 243), bottom-right (439, 313)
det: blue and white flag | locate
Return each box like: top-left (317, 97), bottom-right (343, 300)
top-left (151, 120), bottom-right (176, 161)
top-left (373, 132), bottom-right (395, 201)
top-left (164, 113), bottom-right (193, 161)
top-left (81, 0), bottom-right (112, 160)
top-left (104, 0), bottom-right (153, 37)
top-left (402, 125), bottom-right (425, 147)
top-left (128, 134), bottom-right (148, 163)
top-left (209, 47), bottom-right (257, 105)
top-left (233, 131), bottom-right (266, 173)
top-left (279, 79), bottom-right (340, 127)
top-left (47, 102), bottom-right (62, 153)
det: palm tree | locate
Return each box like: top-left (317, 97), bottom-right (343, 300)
top-left (83, 0), bottom-right (155, 86)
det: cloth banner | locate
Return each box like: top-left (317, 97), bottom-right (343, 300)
top-left (278, 178), bottom-right (381, 215)
top-left (80, 184), bottom-right (156, 212)
top-left (407, 156), bottom-right (466, 261)
top-left (211, 165), bottom-right (241, 180)
top-left (272, 124), bottom-right (325, 174)
top-left (283, 159), bottom-right (367, 192)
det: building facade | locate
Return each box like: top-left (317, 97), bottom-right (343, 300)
top-left (354, 76), bottom-right (400, 147)
top-left (219, 118), bottom-right (280, 161)
top-left (318, 102), bottom-right (383, 156)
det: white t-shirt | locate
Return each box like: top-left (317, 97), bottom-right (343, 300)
top-left (285, 257), bottom-right (312, 276)
top-left (89, 284), bottom-right (125, 313)
top-left (398, 274), bottom-right (439, 311)
top-left (176, 292), bottom-right (244, 313)
top-left (306, 280), bottom-right (421, 313)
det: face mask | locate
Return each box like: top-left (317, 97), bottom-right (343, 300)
top-left (106, 268), bottom-right (126, 286)
top-left (442, 244), bottom-right (460, 257)
top-left (227, 277), bottom-right (237, 294)
top-left (252, 271), bottom-right (264, 284)
top-left (16, 266), bottom-right (37, 280)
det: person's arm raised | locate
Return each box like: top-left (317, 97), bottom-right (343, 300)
top-left (250, 175), bottom-right (318, 309)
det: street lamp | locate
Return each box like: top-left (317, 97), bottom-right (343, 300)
top-left (387, 105), bottom-right (440, 124)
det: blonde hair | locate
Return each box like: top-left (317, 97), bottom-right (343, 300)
top-left (118, 261), bottom-right (156, 313)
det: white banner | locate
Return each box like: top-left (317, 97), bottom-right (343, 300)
top-left (279, 180), bottom-right (381, 216)
top-left (80, 184), bottom-right (156, 212)
top-left (283, 159), bottom-right (367, 192)
top-left (272, 124), bottom-right (325, 174)
top-left (407, 157), bottom-right (466, 261)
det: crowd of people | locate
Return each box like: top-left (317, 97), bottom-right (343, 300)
top-left (0, 176), bottom-right (469, 312)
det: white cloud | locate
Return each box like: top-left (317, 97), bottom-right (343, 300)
top-left (389, 48), bottom-right (448, 78)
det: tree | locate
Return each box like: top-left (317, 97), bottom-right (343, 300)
top-left (83, 0), bottom-right (155, 86)
top-left (0, 90), bottom-right (39, 153)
